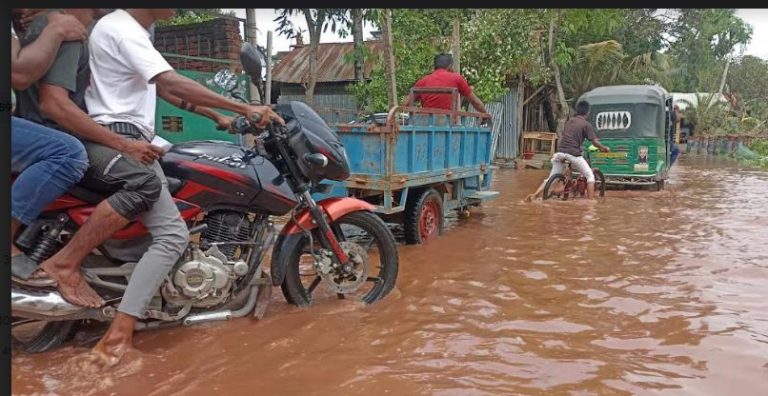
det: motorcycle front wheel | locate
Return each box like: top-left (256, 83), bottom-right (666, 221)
top-left (280, 211), bottom-right (399, 307)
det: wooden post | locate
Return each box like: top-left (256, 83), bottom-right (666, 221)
top-left (451, 18), bottom-right (461, 74)
top-left (266, 31), bottom-right (273, 105)
top-left (245, 9), bottom-right (261, 104)
top-left (381, 9), bottom-right (397, 109)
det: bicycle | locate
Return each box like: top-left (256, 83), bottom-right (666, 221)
top-left (542, 147), bottom-right (606, 200)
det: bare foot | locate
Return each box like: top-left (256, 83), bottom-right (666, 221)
top-left (38, 261), bottom-right (105, 308)
top-left (92, 316), bottom-right (136, 367)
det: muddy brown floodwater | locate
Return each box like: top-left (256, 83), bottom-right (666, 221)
top-left (12, 156), bottom-right (768, 396)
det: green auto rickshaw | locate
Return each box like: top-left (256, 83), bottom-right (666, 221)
top-left (578, 85), bottom-right (675, 191)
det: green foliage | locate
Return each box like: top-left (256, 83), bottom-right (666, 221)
top-left (156, 9), bottom-right (235, 27)
top-left (462, 9), bottom-right (547, 102)
top-left (274, 9), bottom-right (349, 39)
top-left (666, 9), bottom-right (753, 92)
top-left (348, 9), bottom-right (462, 113)
top-left (350, 9), bottom-right (544, 112)
top-left (729, 55), bottom-right (768, 122)
top-left (750, 139), bottom-right (768, 156)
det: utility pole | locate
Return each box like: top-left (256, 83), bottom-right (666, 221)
top-left (245, 9), bottom-right (261, 104)
top-left (381, 9), bottom-right (397, 109)
top-left (266, 31), bottom-right (273, 105)
top-left (451, 18), bottom-right (460, 74)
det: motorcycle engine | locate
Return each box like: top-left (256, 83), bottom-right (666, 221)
top-left (162, 246), bottom-right (248, 308)
top-left (162, 211), bottom-right (252, 309)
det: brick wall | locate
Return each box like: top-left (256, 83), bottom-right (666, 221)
top-left (153, 18), bottom-right (243, 73)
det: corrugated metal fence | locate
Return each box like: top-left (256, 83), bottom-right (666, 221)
top-left (486, 89), bottom-right (519, 159)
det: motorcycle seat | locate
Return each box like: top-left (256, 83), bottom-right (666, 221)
top-left (67, 184), bottom-right (110, 204)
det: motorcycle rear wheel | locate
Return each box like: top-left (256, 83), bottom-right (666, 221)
top-left (12, 319), bottom-right (75, 353)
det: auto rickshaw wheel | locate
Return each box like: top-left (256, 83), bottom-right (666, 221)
top-left (404, 188), bottom-right (443, 244)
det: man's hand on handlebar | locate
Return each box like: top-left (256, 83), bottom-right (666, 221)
top-left (600, 146), bottom-right (611, 153)
top-left (246, 105), bottom-right (285, 129)
top-left (214, 114), bottom-right (235, 132)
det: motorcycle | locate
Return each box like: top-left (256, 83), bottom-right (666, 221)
top-left (11, 43), bottom-right (399, 353)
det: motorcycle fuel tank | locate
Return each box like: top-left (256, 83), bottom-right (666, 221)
top-left (160, 141), bottom-right (298, 215)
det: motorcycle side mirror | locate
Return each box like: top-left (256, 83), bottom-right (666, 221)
top-left (240, 42), bottom-right (263, 84)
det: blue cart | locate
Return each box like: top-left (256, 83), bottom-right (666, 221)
top-left (313, 88), bottom-right (499, 244)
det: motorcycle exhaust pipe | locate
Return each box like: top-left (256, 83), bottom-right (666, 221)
top-left (11, 287), bottom-right (108, 322)
top-left (182, 284), bottom-right (260, 326)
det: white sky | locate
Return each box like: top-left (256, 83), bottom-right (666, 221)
top-left (734, 9), bottom-right (768, 59)
top-left (223, 9), bottom-right (767, 60)
top-left (222, 9), bottom-right (376, 54)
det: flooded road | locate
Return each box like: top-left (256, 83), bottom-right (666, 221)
top-left (12, 156), bottom-right (768, 395)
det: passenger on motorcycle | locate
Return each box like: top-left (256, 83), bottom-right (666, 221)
top-left (15, 8), bottom-right (161, 310)
top-left (11, 9), bottom-right (93, 292)
top-left (84, 8), bottom-right (284, 364)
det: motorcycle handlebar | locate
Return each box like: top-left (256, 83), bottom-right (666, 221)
top-left (231, 113), bottom-right (265, 135)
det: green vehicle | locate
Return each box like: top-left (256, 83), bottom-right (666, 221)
top-left (578, 85), bottom-right (675, 190)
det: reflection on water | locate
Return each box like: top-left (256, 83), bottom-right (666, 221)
top-left (12, 156), bottom-right (768, 396)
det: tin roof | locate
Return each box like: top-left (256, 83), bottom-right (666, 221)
top-left (272, 41), bottom-right (385, 84)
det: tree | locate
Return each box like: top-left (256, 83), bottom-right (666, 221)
top-left (561, 40), bottom-right (677, 103)
top-left (274, 9), bottom-right (349, 105)
top-left (156, 9), bottom-right (236, 26)
top-left (348, 9), bottom-right (464, 112)
top-left (728, 55), bottom-right (768, 121)
top-left (350, 9), bottom-right (365, 84)
top-left (461, 9), bottom-right (547, 103)
top-left (666, 9), bottom-right (752, 92)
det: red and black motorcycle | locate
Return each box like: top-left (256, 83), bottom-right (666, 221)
top-left (11, 44), bottom-right (399, 353)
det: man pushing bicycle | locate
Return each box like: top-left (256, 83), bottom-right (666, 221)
top-left (526, 100), bottom-right (610, 201)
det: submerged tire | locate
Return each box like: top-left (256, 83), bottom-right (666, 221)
top-left (403, 188), bottom-right (443, 244)
top-left (543, 174), bottom-right (569, 201)
top-left (12, 320), bottom-right (75, 353)
top-left (281, 211), bottom-right (399, 307)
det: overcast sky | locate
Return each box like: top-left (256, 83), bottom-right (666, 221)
top-left (223, 9), bottom-right (768, 60)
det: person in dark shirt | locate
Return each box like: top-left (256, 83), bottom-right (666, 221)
top-left (669, 105), bottom-right (681, 166)
top-left (526, 101), bottom-right (610, 201)
top-left (403, 53), bottom-right (490, 120)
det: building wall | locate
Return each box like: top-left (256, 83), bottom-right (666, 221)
top-left (153, 18), bottom-right (244, 73)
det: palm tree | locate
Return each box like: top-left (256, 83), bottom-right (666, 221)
top-left (563, 40), bottom-right (677, 102)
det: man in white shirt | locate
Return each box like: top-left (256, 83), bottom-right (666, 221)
top-left (84, 9), bottom-right (283, 365)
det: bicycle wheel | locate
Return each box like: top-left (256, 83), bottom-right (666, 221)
top-left (543, 174), bottom-right (569, 201)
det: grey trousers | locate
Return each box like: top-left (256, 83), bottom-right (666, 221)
top-left (102, 123), bottom-right (190, 318)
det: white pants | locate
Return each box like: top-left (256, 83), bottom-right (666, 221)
top-left (549, 152), bottom-right (595, 183)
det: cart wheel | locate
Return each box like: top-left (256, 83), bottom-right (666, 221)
top-left (653, 179), bottom-right (665, 191)
top-left (404, 188), bottom-right (443, 245)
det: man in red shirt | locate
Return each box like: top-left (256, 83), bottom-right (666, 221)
top-left (403, 53), bottom-right (490, 119)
